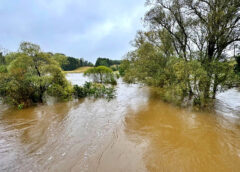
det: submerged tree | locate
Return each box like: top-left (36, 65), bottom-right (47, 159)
top-left (123, 0), bottom-right (240, 106)
top-left (84, 66), bottom-right (117, 85)
top-left (0, 42), bottom-right (72, 108)
top-left (73, 82), bottom-right (116, 100)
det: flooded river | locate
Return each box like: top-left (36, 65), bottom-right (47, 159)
top-left (1, 73), bottom-right (240, 172)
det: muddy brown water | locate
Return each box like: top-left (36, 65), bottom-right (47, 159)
top-left (0, 73), bottom-right (240, 172)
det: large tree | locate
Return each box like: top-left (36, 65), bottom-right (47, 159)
top-left (0, 42), bottom-right (72, 108)
top-left (144, 0), bottom-right (240, 99)
top-left (123, 0), bottom-right (240, 106)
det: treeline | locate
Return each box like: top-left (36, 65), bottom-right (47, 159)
top-left (61, 56), bottom-right (93, 71)
top-left (95, 57), bottom-right (121, 67)
top-left (47, 55), bottom-right (121, 71)
top-left (62, 57), bottom-right (122, 71)
top-left (1, 49), bottom-right (123, 73)
top-left (45, 53), bottom-right (93, 71)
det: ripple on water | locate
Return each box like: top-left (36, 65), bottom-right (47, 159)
top-left (0, 74), bottom-right (240, 172)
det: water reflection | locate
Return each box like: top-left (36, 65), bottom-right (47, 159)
top-left (65, 73), bottom-right (90, 86)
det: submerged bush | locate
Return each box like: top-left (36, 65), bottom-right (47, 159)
top-left (73, 82), bottom-right (116, 100)
top-left (84, 66), bottom-right (117, 85)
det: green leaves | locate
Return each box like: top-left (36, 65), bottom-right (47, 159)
top-left (84, 66), bottom-right (117, 85)
top-left (19, 42), bottom-right (40, 57)
top-left (95, 57), bottom-right (121, 67)
top-left (0, 42), bottom-right (73, 108)
top-left (73, 82), bottom-right (116, 100)
top-left (121, 0), bottom-right (240, 107)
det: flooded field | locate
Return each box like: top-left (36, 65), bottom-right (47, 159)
top-left (0, 73), bottom-right (240, 172)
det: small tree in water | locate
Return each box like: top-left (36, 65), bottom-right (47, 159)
top-left (84, 66), bottom-right (117, 85)
top-left (0, 42), bottom-right (72, 108)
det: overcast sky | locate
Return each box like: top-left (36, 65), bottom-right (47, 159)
top-left (0, 0), bottom-right (147, 62)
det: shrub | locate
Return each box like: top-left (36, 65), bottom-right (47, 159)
top-left (84, 66), bottom-right (117, 85)
top-left (73, 82), bottom-right (116, 100)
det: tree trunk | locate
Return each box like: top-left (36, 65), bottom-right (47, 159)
top-left (187, 77), bottom-right (193, 99)
top-left (100, 73), bottom-right (103, 83)
top-left (203, 81), bottom-right (211, 100)
top-left (212, 75), bottom-right (218, 99)
top-left (35, 65), bottom-right (44, 103)
top-left (203, 67), bottom-right (212, 101)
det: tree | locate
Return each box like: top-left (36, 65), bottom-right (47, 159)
top-left (51, 53), bottom-right (68, 67)
top-left (95, 58), bottom-right (111, 67)
top-left (0, 52), bottom-right (5, 65)
top-left (62, 57), bottom-right (80, 71)
top-left (123, 0), bottom-right (240, 106)
top-left (84, 66), bottom-right (117, 85)
top-left (0, 42), bottom-right (72, 108)
top-left (62, 56), bottom-right (93, 71)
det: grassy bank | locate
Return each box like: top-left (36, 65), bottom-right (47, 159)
top-left (64, 66), bottom-right (93, 73)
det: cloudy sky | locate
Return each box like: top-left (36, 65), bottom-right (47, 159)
top-left (0, 0), bottom-right (147, 62)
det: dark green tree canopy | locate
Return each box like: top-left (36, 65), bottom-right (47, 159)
top-left (95, 57), bottom-right (121, 67)
top-left (62, 56), bottom-right (93, 71)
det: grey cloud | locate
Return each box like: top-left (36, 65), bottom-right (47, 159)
top-left (0, 0), bottom-right (146, 62)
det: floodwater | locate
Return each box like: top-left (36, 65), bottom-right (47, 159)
top-left (0, 74), bottom-right (240, 172)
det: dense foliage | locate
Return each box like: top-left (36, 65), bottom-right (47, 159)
top-left (0, 42), bottom-right (73, 108)
top-left (36, 52), bottom-right (93, 71)
top-left (0, 42), bottom-right (120, 108)
top-left (84, 66), bottom-right (117, 85)
top-left (0, 53), bottom-right (5, 65)
top-left (62, 56), bottom-right (93, 71)
top-left (95, 57), bottom-right (121, 67)
top-left (122, 0), bottom-right (240, 107)
top-left (73, 82), bottom-right (116, 100)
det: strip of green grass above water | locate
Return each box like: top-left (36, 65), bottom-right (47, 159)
top-left (64, 66), bottom-right (93, 73)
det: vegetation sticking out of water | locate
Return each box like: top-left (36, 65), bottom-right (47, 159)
top-left (0, 42), bottom-right (73, 109)
top-left (84, 66), bottom-right (118, 85)
top-left (119, 0), bottom-right (240, 108)
top-left (73, 82), bottom-right (116, 100)
top-left (0, 42), bottom-right (117, 109)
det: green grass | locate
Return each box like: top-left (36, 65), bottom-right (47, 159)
top-left (64, 66), bottom-right (93, 73)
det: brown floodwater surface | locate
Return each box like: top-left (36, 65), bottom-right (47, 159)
top-left (0, 73), bottom-right (240, 172)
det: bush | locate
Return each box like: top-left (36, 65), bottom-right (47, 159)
top-left (84, 66), bottom-right (117, 85)
top-left (73, 85), bottom-right (88, 98)
top-left (73, 82), bottom-right (116, 100)
top-left (110, 65), bottom-right (118, 71)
